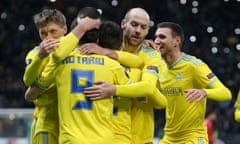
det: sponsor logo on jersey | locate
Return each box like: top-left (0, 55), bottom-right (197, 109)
top-left (176, 72), bottom-right (182, 80)
top-left (160, 87), bottom-right (184, 96)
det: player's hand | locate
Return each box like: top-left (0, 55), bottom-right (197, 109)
top-left (77, 17), bottom-right (101, 31)
top-left (144, 39), bottom-right (157, 50)
top-left (80, 43), bottom-right (108, 55)
top-left (24, 85), bottom-right (43, 101)
top-left (185, 89), bottom-right (206, 102)
top-left (38, 38), bottom-right (59, 59)
top-left (84, 80), bottom-right (116, 100)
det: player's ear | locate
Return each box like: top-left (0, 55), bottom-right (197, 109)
top-left (121, 19), bottom-right (126, 30)
top-left (175, 36), bottom-right (181, 47)
top-left (63, 25), bottom-right (68, 35)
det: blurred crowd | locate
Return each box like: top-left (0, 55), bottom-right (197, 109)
top-left (0, 0), bottom-right (239, 140)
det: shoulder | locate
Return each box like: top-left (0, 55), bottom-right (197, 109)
top-left (25, 46), bottom-right (40, 61)
top-left (180, 53), bottom-right (212, 74)
top-left (140, 43), bottom-right (159, 57)
top-left (99, 55), bottom-right (124, 71)
top-left (181, 53), bottom-right (203, 66)
top-left (103, 55), bottom-right (121, 65)
top-left (26, 46), bottom-right (40, 57)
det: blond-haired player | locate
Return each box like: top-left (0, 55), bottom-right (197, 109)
top-left (23, 9), bottom-right (67, 144)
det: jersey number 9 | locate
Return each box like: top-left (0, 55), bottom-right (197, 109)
top-left (71, 69), bottom-right (94, 110)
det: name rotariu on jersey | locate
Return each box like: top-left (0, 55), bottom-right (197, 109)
top-left (62, 55), bottom-right (104, 65)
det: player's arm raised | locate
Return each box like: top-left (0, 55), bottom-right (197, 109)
top-left (52, 17), bottom-right (100, 63)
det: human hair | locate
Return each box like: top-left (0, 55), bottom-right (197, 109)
top-left (71, 6), bottom-right (101, 44)
top-left (70, 17), bottom-right (78, 30)
top-left (77, 6), bottom-right (101, 19)
top-left (99, 21), bottom-right (123, 50)
top-left (70, 17), bottom-right (99, 44)
top-left (156, 22), bottom-right (184, 47)
top-left (33, 9), bottom-right (66, 29)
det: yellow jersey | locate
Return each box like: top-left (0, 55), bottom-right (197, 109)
top-left (130, 44), bottom-right (165, 144)
top-left (23, 46), bottom-right (59, 139)
top-left (159, 53), bottom-right (231, 142)
top-left (38, 48), bottom-right (129, 144)
top-left (113, 66), bottom-right (142, 144)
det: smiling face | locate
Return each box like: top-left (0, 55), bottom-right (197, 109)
top-left (121, 8), bottom-right (150, 48)
top-left (154, 27), bottom-right (180, 57)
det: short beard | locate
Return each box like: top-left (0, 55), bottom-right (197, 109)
top-left (126, 36), bottom-right (143, 47)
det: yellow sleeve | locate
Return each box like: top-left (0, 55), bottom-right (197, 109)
top-left (234, 90), bottom-right (240, 106)
top-left (23, 47), bottom-right (43, 86)
top-left (141, 47), bottom-right (163, 84)
top-left (116, 81), bottom-right (154, 97)
top-left (203, 79), bottom-right (232, 101)
top-left (193, 61), bottom-right (232, 101)
top-left (234, 90), bottom-right (240, 122)
top-left (141, 71), bottom-right (158, 85)
top-left (35, 55), bottom-right (57, 89)
top-left (116, 51), bottom-right (143, 68)
top-left (115, 45), bottom-right (167, 107)
top-left (235, 109), bottom-right (240, 122)
top-left (34, 84), bottom-right (57, 106)
top-left (234, 91), bottom-right (240, 122)
top-left (116, 81), bottom-right (167, 109)
top-left (52, 32), bottom-right (79, 63)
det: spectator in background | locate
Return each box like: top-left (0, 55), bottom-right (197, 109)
top-left (204, 106), bottom-right (226, 144)
top-left (205, 108), bottom-right (217, 144)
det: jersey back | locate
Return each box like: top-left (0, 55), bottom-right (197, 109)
top-left (56, 49), bottom-right (129, 144)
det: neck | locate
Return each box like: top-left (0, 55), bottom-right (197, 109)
top-left (122, 39), bottom-right (142, 53)
top-left (164, 50), bottom-right (182, 66)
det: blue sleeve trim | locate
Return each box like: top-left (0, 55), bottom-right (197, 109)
top-left (34, 80), bottom-right (48, 89)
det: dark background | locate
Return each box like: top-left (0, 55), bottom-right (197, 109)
top-left (0, 0), bottom-right (239, 142)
